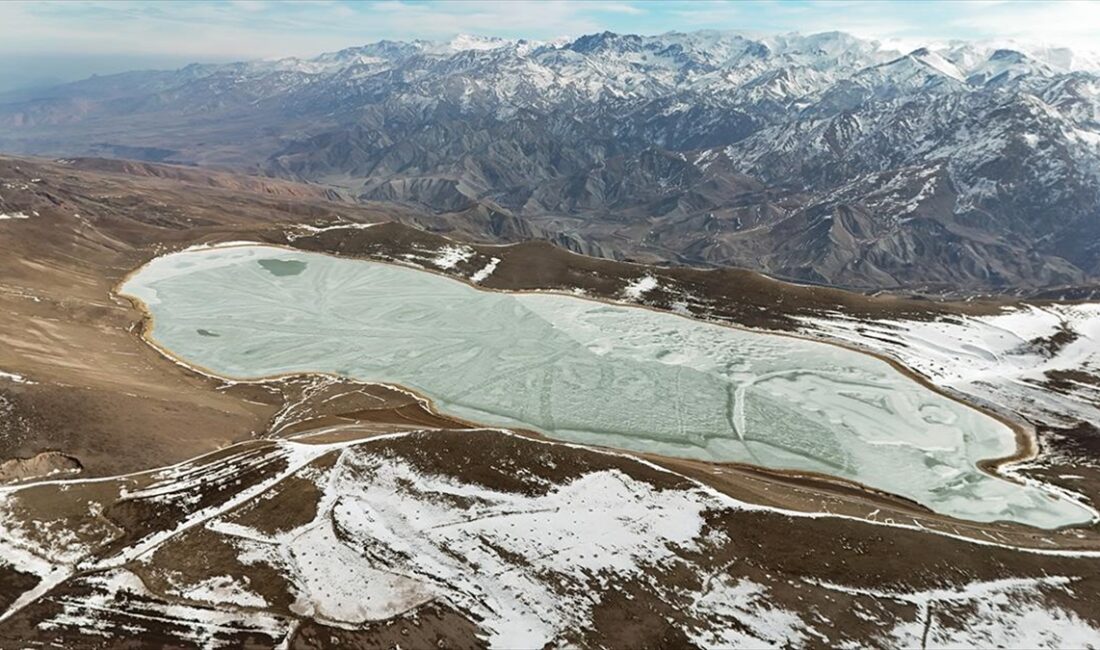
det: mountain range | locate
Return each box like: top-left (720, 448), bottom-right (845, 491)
top-left (2, 30), bottom-right (1099, 291)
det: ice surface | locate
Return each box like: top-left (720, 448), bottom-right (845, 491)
top-left (798, 304), bottom-right (1100, 437)
top-left (119, 245), bottom-right (1094, 528)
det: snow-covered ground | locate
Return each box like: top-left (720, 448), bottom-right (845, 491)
top-left (622, 274), bottom-right (659, 300)
top-left (265, 453), bottom-right (709, 644)
top-left (3, 429), bottom-right (1096, 648)
top-left (39, 569), bottom-right (288, 645)
top-left (429, 244), bottom-right (475, 270)
top-left (284, 221), bottom-right (378, 241)
top-left (469, 257), bottom-right (500, 283)
top-left (0, 370), bottom-right (33, 384)
top-left (799, 303), bottom-right (1100, 429)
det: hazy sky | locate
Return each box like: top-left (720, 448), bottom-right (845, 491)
top-left (1, 0), bottom-right (1097, 90)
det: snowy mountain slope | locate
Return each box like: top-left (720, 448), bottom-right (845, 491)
top-left (1, 31), bottom-right (1099, 290)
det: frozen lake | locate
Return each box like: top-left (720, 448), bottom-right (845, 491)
top-left (121, 245), bottom-right (1094, 528)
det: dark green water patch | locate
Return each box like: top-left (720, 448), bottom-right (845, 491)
top-left (258, 258), bottom-right (307, 277)
top-left (196, 329), bottom-right (221, 337)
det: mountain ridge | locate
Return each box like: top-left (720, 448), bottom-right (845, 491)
top-left (1, 29), bottom-right (1099, 291)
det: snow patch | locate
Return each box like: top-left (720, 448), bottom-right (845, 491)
top-left (469, 257), bottom-right (500, 283)
top-left (179, 575), bottom-right (269, 609)
top-left (622, 275), bottom-right (659, 300)
top-left (179, 240), bottom-right (269, 253)
top-left (284, 221), bottom-right (378, 241)
top-left (689, 577), bottom-right (808, 647)
top-left (430, 245), bottom-right (475, 270)
top-left (0, 370), bottom-right (34, 384)
top-left (38, 569), bottom-right (288, 646)
top-left (810, 576), bottom-right (1100, 649)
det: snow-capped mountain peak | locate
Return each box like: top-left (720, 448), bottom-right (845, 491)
top-left (3, 29), bottom-right (1100, 289)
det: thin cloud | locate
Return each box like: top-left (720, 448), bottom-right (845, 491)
top-left (592, 2), bottom-right (646, 15)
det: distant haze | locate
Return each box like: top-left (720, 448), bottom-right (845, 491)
top-left (0, 53), bottom-right (233, 93)
top-left (2, 0), bottom-right (1099, 92)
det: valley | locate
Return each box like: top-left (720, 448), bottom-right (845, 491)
top-left (1, 155), bottom-right (1099, 646)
